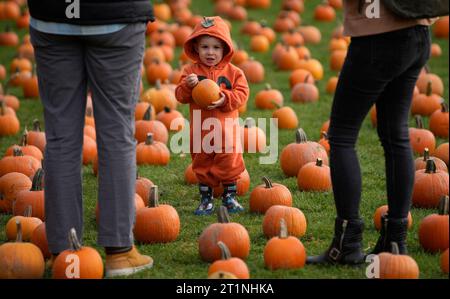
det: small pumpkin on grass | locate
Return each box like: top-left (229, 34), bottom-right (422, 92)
top-left (434, 142), bottom-right (449, 167)
top-left (30, 221), bottom-right (51, 259)
top-left (0, 171), bottom-right (32, 213)
top-left (0, 147), bottom-right (41, 178)
top-left (297, 158), bottom-right (332, 192)
top-left (414, 148), bottom-right (447, 173)
top-left (429, 102), bottom-right (449, 139)
top-left (272, 105), bottom-right (298, 129)
top-left (13, 168), bottom-right (45, 220)
top-left (52, 228), bottom-right (104, 279)
top-left (263, 205), bottom-right (307, 238)
top-left (134, 185), bottom-right (180, 243)
top-left (255, 84), bottom-right (283, 110)
top-left (4, 132), bottom-right (43, 161)
top-left (418, 195), bottom-right (449, 253)
top-left (136, 133), bottom-right (170, 166)
top-left (0, 219), bottom-right (45, 279)
top-left (280, 128), bottom-right (328, 177)
top-left (263, 218), bottom-right (306, 270)
top-left (412, 159), bottom-right (449, 208)
top-left (241, 118), bottom-right (266, 153)
top-left (207, 241), bottom-right (250, 279)
top-left (0, 101), bottom-right (20, 136)
top-left (409, 115), bottom-right (436, 155)
top-left (6, 206), bottom-right (42, 241)
top-left (199, 206), bottom-right (250, 262)
top-left (249, 177), bottom-right (292, 213)
top-left (26, 119), bottom-right (46, 153)
top-left (378, 242), bottom-right (419, 279)
top-left (135, 172), bottom-right (154, 206)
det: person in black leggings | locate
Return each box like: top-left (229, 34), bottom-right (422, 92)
top-left (307, 25), bottom-right (431, 265)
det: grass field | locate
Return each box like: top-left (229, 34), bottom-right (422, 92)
top-left (0, 0), bottom-right (448, 279)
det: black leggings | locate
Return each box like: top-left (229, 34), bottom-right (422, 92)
top-left (328, 25), bottom-right (431, 220)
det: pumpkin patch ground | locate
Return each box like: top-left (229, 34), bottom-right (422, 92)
top-left (0, 0), bottom-right (448, 279)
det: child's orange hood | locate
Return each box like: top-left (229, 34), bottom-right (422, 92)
top-left (184, 16), bottom-right (234, 67)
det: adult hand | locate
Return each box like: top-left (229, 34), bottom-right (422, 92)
top-left (186, 74), bottom-right (199, 88)
top-left (207, 92), bottom-right (226, 110)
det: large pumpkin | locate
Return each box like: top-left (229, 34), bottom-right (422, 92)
top-left (0, 171), bottom-right (32, 213)
top-left (134, 185), bottom-right (180, 243)
top-left (263, 205), bottom-right (307, 238)
top-left (0, 219), bottom-right (45, 279)
top-left (192, 79), bottom-right (221, 109)
top-left (418, 196), bottom-right (449, 253)
top-left (249, 177), bottom-right (292, 213)
top-left (263, 218), bottom-right (306, 270)
top-left (207, 241), bottom-right (250, 279)
top-left (136, 133), bottom-right (170, 166)
top-left (6, 206), bottom-right (42, 241)
top-left (280, 128), bottom-right (328, 177)
top-left (378, 242), bottom-right (419, 279)
top-left (198, 206), bottom-right (250, 262)
top-left (412, 159), bottom-right (449, 208)
top-left (52, 228), bottom-right (104, 279)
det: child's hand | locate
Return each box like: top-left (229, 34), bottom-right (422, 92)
top-left (207, 92), bottom-right (226, 110)
top-left (186, 74), bottom-right (199, 88)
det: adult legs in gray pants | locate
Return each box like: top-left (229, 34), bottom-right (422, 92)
top-left (30, 23), bottom-right (146, 254)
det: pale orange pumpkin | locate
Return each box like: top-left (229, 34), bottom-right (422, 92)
top-left (263, 205), bottom-right (307, 238)
top-left (207, 241), bottom-right (250, 279)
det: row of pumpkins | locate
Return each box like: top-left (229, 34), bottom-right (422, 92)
top-left (0, 0), bottom-right (449, 279)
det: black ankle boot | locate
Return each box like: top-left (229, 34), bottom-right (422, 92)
top-left (371, 214), bottom-right (409, 254)
top-left (307, 217), bottom-right (365, 265)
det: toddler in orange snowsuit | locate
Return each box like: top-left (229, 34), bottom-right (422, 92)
top-left (175, 16), bottom-right (249, 215)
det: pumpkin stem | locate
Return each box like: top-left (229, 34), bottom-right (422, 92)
top-left (262, 176), bottom-right (273, 188)
top-left (279, 218), bottom-right (288, 239)
top-left (218, 206), bottom-right (230, 223)
top-left (12, 147), bottom-right (24, 157)
top-left (145, 133), bottom-right (154, 145)
top-left (217, 241), bottom-right (232, 260)
top-left (163, 106), bottom-right (171, 113)
top-left (295, 128), bottom-right (308, 143)
top-left (24, 205), bottom-right (32, 217)
top-left (0, 100), bottom-right (5, 115)
top-left (31, 168), bottom-right (44, 191)
top-left (69, 228), bottom-right (82, 251)
top-left (15, 219), bottom-right (23, 243)
top-left (149, 185), bottom-right (159, 207)
top-left (21, 131), bottom-right (28, 146)
top-left (426, 81), bottom-right (433, 97)
top-left (143, 106), bottom-right (153, 121)
top-left (316, 158), bottom-right (323, 167)
top-left (155, 79), bottom-right (162, 90)
top-left (414, 115), bottom-right (424, 129)
top-left (438, 195), bottom-right (449, 216)
top-left (422, 148), bottom-right (430, 161)
top-left (441, 102), bottom-right (449, 113)
top-left (265, 83), bottom-right (272, 91)
top-left (424, 159), bottom-right (437, 174)
top-left (391, 242), bottom-right (400, 255)
top-left (32, 119), bottom-right (41, 131)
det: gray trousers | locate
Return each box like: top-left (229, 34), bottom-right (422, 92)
top-left (30, 23), bottom-right (146, 253)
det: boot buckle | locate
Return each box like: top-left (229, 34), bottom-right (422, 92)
top-left (328, 248), bottom-right (341, 261)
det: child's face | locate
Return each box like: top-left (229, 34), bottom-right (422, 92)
top-left (195, 36), bottom-right (224, 67)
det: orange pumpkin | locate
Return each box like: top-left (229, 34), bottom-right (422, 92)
top-left (272, 105), bottom-right (298, 129)
top-left (289, 69), bottom-right (315, 89)
top-left (0, 147), bottom-right (41, 178)
top-left (134, 185), bottom-right (180, 243)
top-left (378, 242), bottom-right (419, 279)
top-left (198, 206), bottom-right (250, 262)
top-left (156, 106), bottom-right (185, 132)
top-left (0, 172), bottom-right (32, 213)
top-left (429, 103), bottom-right (449, 138)
top-left (184, 163), bottom-right (198, 185)
top-left (30, 222), bottom-right (51, 259)
top-left (410, 81), bottom-right (443, 116)
top-left (416, 72), bottom-right (444, 96)
top-left (52, 228), bottom-right (104, 279)
top-left (291, 81), bottom-right (319, 103)
top-left (135, 174), bottom-right (154, 206)
top-left (414, 148), bottom-right (448, 173)
top-left (297, 158), bottom-right (332, 192)
top-left (433, 16), bottom-right (449, 38)
top-left (13, 168), bottom-right (45, 221)
top-left (263, 205), bottom-right (307, 238)
top-left (255, 84), bottom-right (284, 110)
top-left (5, 133), bottom-right (43, 162)
top-left (280, 129), bottom-right (329, 177)
top-left (0, 219), bottom-right (45, 279)
top-left (264, 218), bottom-right (306, 270)
top-left (249, 177), bottom-right (292, 214)
top-left (26, 119), bottom-right (46, 153)
top-left (241, 118), bottom-right (266, 153)
top-left (192, 79), bottom-right (221, 109)
top-left (239, 58), bottom-right (265, 83)
top-left (441, 248), bottom-right (449, 274)
top-left (135, 107), bottom-right (169, 144)
top-left (434, 143), bottom-right (449, 167)
top-left (6, 206), bottom-right (43, 241)
top-left (418, 196), bottom-right (449, 253)
top-left (250, 34), bottom-right (270, 52)
top-left (373, 205), bottom-right (413, 231)
top-left (412, 159), bottom-right (449, 208)
top-left (207, 241), bottom-right (250, 279)
top-left (409, 115), bottom-right (436, 155)
top-left (0, 101), bottom-right (20, 136)
top-left (136, 133), bottom-right (170, 166)
top-left (314, 4), bottom-right (336, 22)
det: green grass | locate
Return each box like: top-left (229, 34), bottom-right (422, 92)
top-left (0, 0), bottom-right (448, 279)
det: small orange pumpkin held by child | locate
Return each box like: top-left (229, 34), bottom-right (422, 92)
top-left (208, 241), bottom-right (250, 279)
top-left (378, 242), bottom-right (420, 279)
top-left (192, 78), bottom-right (221, 109)
top-left (52, 228), bottom-right (104, 279)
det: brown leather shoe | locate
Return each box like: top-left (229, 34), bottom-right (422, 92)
top-left (105, 246), bottom-right (153, 278)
